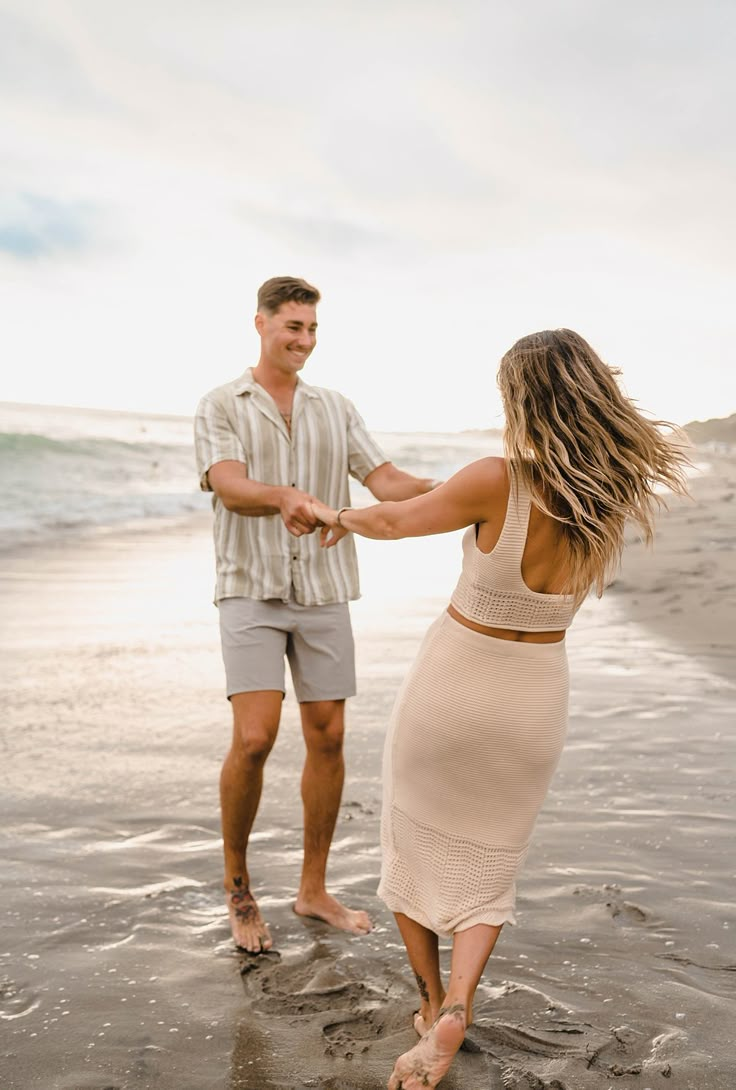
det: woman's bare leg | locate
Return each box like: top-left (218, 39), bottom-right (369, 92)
top-left (444, 922), bottom-right (502, 1026)
top-left (387, 922), bottom-right (502, 1090)
top-left (394, 912), bottom-right (445, 1035)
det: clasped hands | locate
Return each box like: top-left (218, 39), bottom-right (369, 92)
top-left (279, 488), bottom-right (346, 548)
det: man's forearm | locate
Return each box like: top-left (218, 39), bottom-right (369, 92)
top-left (207, 463), bottom-right (317, 535)
top-left (388, 474), bottom-right (438, 501)
top-left (212, 476), bottom-right (289, 516)
top-left (365, 463), bottom-right (439, 502)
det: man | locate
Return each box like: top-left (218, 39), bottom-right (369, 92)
top-left (195, 276), bottom-right (437, 953)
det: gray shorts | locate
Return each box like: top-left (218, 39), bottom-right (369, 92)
top-left (218, 596), bottom-right (356, 702)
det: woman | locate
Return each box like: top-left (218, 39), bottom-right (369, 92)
top-left (311, 329), bottom-right (689, 1090)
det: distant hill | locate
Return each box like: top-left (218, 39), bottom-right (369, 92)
top-left (684, 413), bottom-right (736, 445)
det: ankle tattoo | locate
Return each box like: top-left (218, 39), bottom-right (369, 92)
top-left (413, 970), bottom-right (430, 1003)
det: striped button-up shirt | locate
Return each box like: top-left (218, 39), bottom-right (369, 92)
top-left (194, 369), bottom-right (387, 605)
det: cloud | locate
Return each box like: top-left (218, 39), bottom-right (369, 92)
top-left (3, 1), bottom-right (734, 261)
top-left (237, 201), bottom-right (431, 259)
top-left (0, 8), bottom-right (115, 113)
top-left (0, 193), bottom-right (96, 258)
top-left (0, 0), bottom-right (733, 425)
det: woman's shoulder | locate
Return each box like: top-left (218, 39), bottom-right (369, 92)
top-left (454, 457), bottom-right (510, 517)
top-left (464, 456), bottom-right (509, 491)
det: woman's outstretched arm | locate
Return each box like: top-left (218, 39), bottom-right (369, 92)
top-left (312, 457), bottom-right (505, 546)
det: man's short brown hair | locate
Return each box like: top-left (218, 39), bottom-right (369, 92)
top-left (257, 276), bottom-right (321, 314)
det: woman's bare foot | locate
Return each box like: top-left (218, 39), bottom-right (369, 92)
top-left (293, 890), bottom-right (372, 935)
top-left (388, 1003), bottom-right (467, 1090)
top-left (226, 879), bottom-right (272, 953)
top-left (413, 1011), bottom-right (430, 1036)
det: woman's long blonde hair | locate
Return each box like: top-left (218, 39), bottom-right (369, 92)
top-left (498, 329), bottom-right (691, 601)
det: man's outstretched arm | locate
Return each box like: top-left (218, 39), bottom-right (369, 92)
top-left (363, 461), bottom-right (441, 502)
top-left (206, 460), bottom-right (317, 535)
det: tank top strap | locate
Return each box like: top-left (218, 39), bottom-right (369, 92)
top-left (494, 466), bottom-right (532, 570)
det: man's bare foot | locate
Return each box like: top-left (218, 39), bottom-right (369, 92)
top-left (388, 1003), bottom-right (466, 1090)
top-left (226, 877), bottom-right (272, 954)
top-left (293, 890), bottom-right (372, 935)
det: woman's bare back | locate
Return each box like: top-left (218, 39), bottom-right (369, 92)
top-left (450, 459), bottom-right (572, 644)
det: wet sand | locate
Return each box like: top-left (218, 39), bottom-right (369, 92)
top-left (610, 449), bottom-right (736, 678)
top-left (1, 454), bottom-right (735, 1090)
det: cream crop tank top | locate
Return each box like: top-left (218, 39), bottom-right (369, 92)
top-left (450, 470), bottom-right (579, 632)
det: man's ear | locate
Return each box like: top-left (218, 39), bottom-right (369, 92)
top-left (254, 311), bottom-right (265, 334)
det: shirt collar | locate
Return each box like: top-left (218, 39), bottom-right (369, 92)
top-left (233, 367), bottom-right (319, 398)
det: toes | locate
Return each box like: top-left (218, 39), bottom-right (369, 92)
top-left (388, 1056), bottom-right (413, 1090)
top-left (352, 911), bottom-right (373, 934)
top-left (233, 927), bottom-right (271, 954)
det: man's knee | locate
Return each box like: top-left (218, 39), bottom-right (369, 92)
top-left (302, 702), bottom-right (345, 757)
top-left (233, 726), bottom-right (278, 765)
top-left (230, 694), bottom-right (281, 765)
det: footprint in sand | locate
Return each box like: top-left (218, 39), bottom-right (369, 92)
top-left (485, 1003), bottom-right (664, 1088)
top-left (470, 1014), bottom-right (607, 1064)
top-left (501, 1073), bottom-right (569, 1089)
top-left (240, 950), bottom-right (407, 1032)
top-left (241, 957), bottom-right (367, 1016)
top-left (0, 976), bottom-right (40, 1020)
top-left (322, 1015), bottom-right (377, 1060)
top-left (572, 882), bottom-right (651, 926)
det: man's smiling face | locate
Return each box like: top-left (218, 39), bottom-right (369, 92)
top-left (256, 301), bottom-right (318, 376)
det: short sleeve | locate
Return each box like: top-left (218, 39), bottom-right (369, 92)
top-left (194, 393), bottom-right (247, 492)
top-left (345, 399), bottom-right (387, 484)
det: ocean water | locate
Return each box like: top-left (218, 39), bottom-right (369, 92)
top-left (0, 401), bottom-right (502, 552)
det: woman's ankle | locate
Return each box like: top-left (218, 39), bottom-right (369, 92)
top-left (419, 996), bottom-right (444, 1023)
top-left (430, 1001), bottom-right (467, 1054)
top-left (438, 998), bottom-right (468, 1026)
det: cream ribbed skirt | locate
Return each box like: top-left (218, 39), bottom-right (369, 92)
top-left (378, 610), bottom-right (569, 936)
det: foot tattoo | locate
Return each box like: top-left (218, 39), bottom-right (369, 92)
top-left (226, 878), bottom-right (272, 954)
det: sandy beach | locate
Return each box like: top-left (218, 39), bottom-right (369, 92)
top-left (1, 450), bottom-right (735, 1090)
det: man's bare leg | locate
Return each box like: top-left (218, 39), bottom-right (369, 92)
top-left (293, 699), bottom-right (372, 935)
top-left (388, 922), bottom-right (502, 1090)
top-left (220, 690), bottom-right (282, 953)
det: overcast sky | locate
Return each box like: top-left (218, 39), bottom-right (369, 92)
top-left (1, 0), bottom-right (735, 431)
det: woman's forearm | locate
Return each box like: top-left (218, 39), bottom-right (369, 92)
top-left (339, 501), bottom-right (404, 540)
top-left (313, 461), bottom-right (484, 545)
